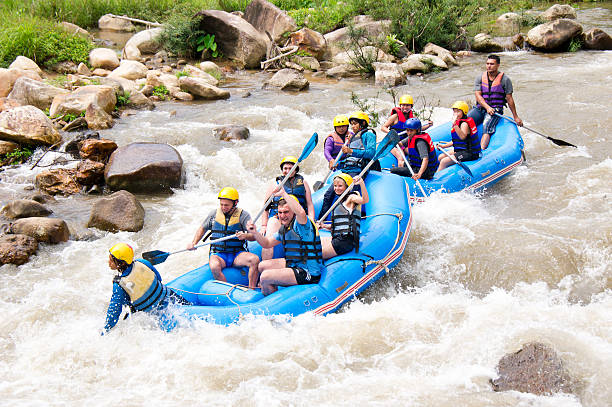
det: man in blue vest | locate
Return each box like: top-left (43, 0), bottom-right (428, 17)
top-left (187, 187), bottom-right (260, 288)
top-left (468, 54), bottom-right (523, 150)
top-left (246, 189), bottom-right (324, 296)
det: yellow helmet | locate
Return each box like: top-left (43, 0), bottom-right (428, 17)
top-left (399, 95), bottom-right (414, 105)
top-left (333, 114), bottom-right (349, 127)
top-left (451, 101), bottom-right (469, 116)
top-left (280, 155), bottom-right (298, 170)
top-left (334, 173), bottom-right (353, 187)
top-left (279, 194), bottom-right (300, 206)
top-left (218, 187), bottom-right (239, 201)
top-left (109, 243), bottom-right (134, 264)
top-left (348, 111), bottom-right (370, 126)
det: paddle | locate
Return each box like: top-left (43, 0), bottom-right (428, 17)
top-left (142, 133), bottom-right (319, 265)
top-left (393, 130), bottom-right (429, 197)
top-left (495, 113), bottom-right (576, 148)
top-left (313, 137), bottom-right (349, 191)
top-left (317, 130), bottom-right (399, 223)
top-left (435, 144), bottom-right (474, 177)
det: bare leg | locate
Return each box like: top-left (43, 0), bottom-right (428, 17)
top-left (208, 255), bottom-right (227, 282)
top-left (262, 216), bottom-right (282, 260)
top-left (233, 251), bottom-right (261, 289)
top-left (437, 154), bottom-right (456, 172)
top-left (391, 147), bottom-right (405, 167)
top-left (260, 267), bottom-right (298, 296)
top-left (320, 236), bottom-right (338, 260)
top-left (481, 133), bottom-right (491, 150)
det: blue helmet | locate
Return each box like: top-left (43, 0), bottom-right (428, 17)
top-left (405, 118), bottom-right (421, 131)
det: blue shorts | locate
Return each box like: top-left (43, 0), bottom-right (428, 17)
top-left (209, 251), bottom-right (244, 267)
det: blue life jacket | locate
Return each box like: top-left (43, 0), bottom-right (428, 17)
top-left (451, 117), bottom-right (480, 154)
top-left (406, 132), bottom-right (439, 173)
top-left (210, 207), bottom-right (247, 254)
top-left (338, 128), bottom-right (375, 172)
top-left (390, 107), bottom-right (414, 131)
top-left (279, 217), bottom-right (323, 276)
top-left (114, 260), bottom-right (168, 312)
top-left (268, 174), bottom-right (307, 217)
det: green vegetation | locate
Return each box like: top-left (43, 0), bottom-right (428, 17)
top-left (152, 85), bottom-right (170, 100)
top-left (218, 0), bottom-right (250, 12)
top-left (60, 112), bottom-right (85, 122)
top-left (196, 33), bottom-right (220, 58)
top-left (1, 147), bottom-right (33, 165)
top-left (350, 91), bottom-right (382, 128)
top-left (116, 91), bottom-right (131, 107)
top-left (44, 74), bottom-right (68, 88)
top-left (176, 69), bottom-right (190, 78)
top-left (567, 36), bottom-right (583, 52)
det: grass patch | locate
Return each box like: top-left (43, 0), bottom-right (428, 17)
top-left (44, 74), bottom-right (68, 88)
top-left (176, 69), bottom-right (190, 78)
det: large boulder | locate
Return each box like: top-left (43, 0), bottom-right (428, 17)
top-left (0, 98), bottom-right (22, 113)
top-left (84, 103), bottom-right (113, 130)
top-left (8, 56), bottom-right (43, 76)
top-left (0, 105), bottom-right (61, 146)
top-left (288, 28), bottom-right (327, 61)
top-left (35, 169), bottom-right (81, 196)
top-left (0, 68), bottom-right (42, 98)
top-left (401, 54), bottom-right (448, 74)
top-left (146, 70), bottom-right (178, 89)
top-left (472, 33), bottom-right (505, 52)
top-left (214, 125), bottom-right (250, 141)
top-left (541, 4), bottom-right (577, 21)
top-left (7, 77), bottom-right (69, 110)
top-left (0, 234), bottom-right (38, 265)
top-left (324, 20), bottom-right (391, 60)
top-left (125, 90), bottom-right (155, 110)
top-left (325, 64), bottom-right (360, 78)
top-left (423, 43), bottom-right (457, 66)
top-left (178, 77), bottom-right (230, 99)
top-left (123, 27), bottom-right (163, 59)
top-left (198, 61), bottom-right (223, 80)
top-left (105, 143), bottom-right (183, 193)
top-left (333, 46), bottom-right (393, 66)
top-left (264, 68), bottom-right (309, 91)
top-left (244, 0), bottom-right (296, 44)
top-left (9, 217), bottom-right (70, 243)
top-left (109, 60), bottom-right (148, 80)
top-left (183, 65), bottom-right (219, 86)
top-left (491, 342), bottom-right (576, 396)
top-left (527, 19), bottom-right (583, 51)
top-left (582, 28), bottom-right (612, 50)
top-left (49, 85), bottom-right (116, 118)
top-left (372, 62), bottom-right (404, 86)
top-left (195, 10), bottom-right (269, 69)
top-left (87, 190), bottom-right (144, 232)
top-left (79, 138), bottom-right (118, 162)
top-left (98, 14), bottom-right (135, 32)
top-left (75, 159), bottom-right (106, 186)
top-left (1, 199), bottom-right (52, 219)
top-left (495, 13), bottom-right (521, 36)
top-left (89, 48), bottom-right (120, 70)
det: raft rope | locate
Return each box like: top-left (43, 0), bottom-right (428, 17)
top-left (172, 283), bottom-right (252, 318)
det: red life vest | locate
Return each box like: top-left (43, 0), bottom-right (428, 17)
top-left (390, 107), bottom-right (414, 131)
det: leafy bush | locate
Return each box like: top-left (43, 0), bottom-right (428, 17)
top-left (157, 12), bottom-right (208, 58)
top-left (350, 92), bottom-right (382, 128)
top-left (1, 147), bottom-right (33, 166)
top-left (196, 33), bottom-right (219, 58)
top-left (152, 85), bottom-right (170, 100)
top-left (567, 36), bottom-right (583, 52)
top-left (342, 24), bottom-right (386, 76)
top-left (288, 5), bottom-right (352, 34)
top-left (116, 91), bottom-right (131, 107)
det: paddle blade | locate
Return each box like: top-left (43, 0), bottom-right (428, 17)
top-left (142, 250), bottom-right (169, 265)
top-left (313, 181), bottom-right (323, 191)
top-left (547, 136), bottom-right (577, 148)
top-left (298, 132), bottom-right (318, 161)
top-left (374, 130), bottom-right (400, 160)
top-left (457, 161), bottom-right (474, 177)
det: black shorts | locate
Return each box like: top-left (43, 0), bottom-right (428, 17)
top-left (331, 235), bottom-right (354, 255)
top-left (390, 166), bottom-right (436, 180)
top-left (455, 150), bottom-right (480, 162)
top-left (292, 267), bottom-right (321, 285)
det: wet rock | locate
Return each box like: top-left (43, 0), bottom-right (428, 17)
top-left (199, 61), bottom-right (223, 80)
top-left (35, 169), bottom-right (80, 196)
top-left (264, 68), bottom-right (309, 91)
top-left (0, 105), bottom-right (62, 146)
top-left (79, 138), bottom-right (117, 162)
top-left (183, 65), bottom-right (219, 86)
top-left (472, 33), bottom-right (505, 52)
top-left (140, 85), bottom-right (154, 97)
top-left (64, 131), bottom-right (100, 155)
top-left (125, 90), bottom-right (155, 110)
top-left (491, 342), bottom-right (576, 396)
top-left (9, 217), bottom-right (70, 243)
top-left (1, 199), bottom-right (52, 219)
top-left (292, 56), bottom-right (320, 71)
top-left (324, 20), bottom-right (391, 60)
top-left (0, 140), bottom-right (19, 155)
top-left (0, 68), bottom-right (42, 98)
top-left (104, 142), bottom-right (183, 193)
top-left (50, 61), bottom-right (78, 74)
top-left (0, 97), bottom-right (22, 113)
top-left (62, 117), bottom-right (87, 132)
top-left (172, 91), bottom-right (194, 101)
top-left (60, 22), bottom-right (90, 39)
top-left (541, 4), bottom-right (577, 21)
top-left (582, 28), bottom-right (612, 50)
top-left (28, 192), bottom-right (55, 204)
top-left (9, 56), bottom-right (43, 76)
top-left (244, 0), bottom-right (296, 44)
top-left (90, 48), bottom-right (120, 70)
top-left (75, 159), bottom-right (106, 186)
top-left (372, 62), bottom-right (404, 86)
top-left (49, 85), bottom-right (116, 118)
top-left (77, 63), bottom-right (92, 76)
top-left (195, 10), bottom-right (269, 69)
top-left (179, 77), bottom-right (230, 99)
top-left (85, 103), bottom-right (113, 130)
top-left (333, 46), bottom-right (393, 66)
top-left (289, 28), bottom-right (327, 60)
top-left (109, 60), bottom-right (148, 80)
top-left (0, 234), bottom-right (38, 265)
top-left (527, 19), bottom-right (583, 51)
top-left (7, 77), bottom-right (69, 110)
top-left (325, 64), bottom-right (359, 78)
top-left (87, 190), bottom-right (145, 232)
top-left (214, 125), bottom-right (250, 141)
top-left (496, 12), bottom-right (521, 35)
top-left (423, 43), bottom-right (457, 66)
top-left (513, 33), bottom-right (525, 49)
top-left (98, 14), bottom-right (135, 32)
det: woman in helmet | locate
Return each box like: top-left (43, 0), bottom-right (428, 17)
top-left (260, 156), bottom-right (315, 260)
top-left (436, 101), bottom-right (480, 172)
top-left (324, 114), bottom-right (352, 169)
top-left (381, 94), bottom-right (433, 134)
top-left (103, 243), bottom-right (191, 334)
top-left (187, 187), bottom-right (260, 288)
top-left (317, 173), bottom-right (369, 259)
top-left (390, 118), bottom-right (439, 180)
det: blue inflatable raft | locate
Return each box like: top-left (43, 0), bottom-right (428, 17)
top-left (164, 171), bottom-right (412, 327)
top-left (378, 119), bottom-right (525, 202)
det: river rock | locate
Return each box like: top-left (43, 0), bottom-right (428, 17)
top-left (50, 61), bottom-right (78, 74)
top-left (9, 217), bottom-right (70, 243)
top-left (0, 234), bottom-right (38, 265)
top-left (195, 10), bottom-right (269, 69)
top-left (60, 22), bottom-right (90, 39)
top-left (109, 60), bottom-right (148, 80)
top-left (541, 4), bottom-right (577, 21)
top-left (171, 90), bottom-right (194, 101)
top-left (87, 190), bottom-right (144, 232)
top-left (513, 33), bottom-right (526, 48)
top-left (9, 56), bottom-right (43, 76)
top-left (89, 48), bottom-right (120, 70)
top-left (214, 125), bottom-right (250, 141)
top-left (183, 65), bottom-right (219, 86)
top-left (0, 98), bottom-right (22, 113)
top-left (178, 77), bottom-right (230, 99)
top-left (146, 70), bottom-right (178, 89)
top-left (199, 61), bottom-right (223, 80)
top-left (423, 43), bottom-right (457, 66)
top-left (105, 142), bottom-right (183, 193)
top-left (123, 27), bottom-right (163, 60)
top-left (324, 19), bottom-right (391, 60)
top-left (0, 68), bottom-right (42, 98)
top-left (293, 56), bottom-right (320, 71)
top-left (325, 64), bottom-right (360, 78)
top-left (77, 63), bottom-right (92, 76)
top-left (7, 77), bottom-right (69, 110)
top-left (0, 140), bottom-right (19, 155)
top-left (65, 131), bottom-right (100, 155)
top-left (582, 28), bottom-right (612, 50)
top-left (126, 90), bottom-right (155, 110)
top-left (472, 33), bottom-right (505, 52)
top-left (2, 199), bottom-right (52, 219)
top-left (35, 169), bottom-right (80, 196)
top-left (49, 85), bottom-right (117, 118)
top-left (333, 46), bottom-right (394, 66)
top-left (372, 62), bottom-right (404, 86)
top-left (496, 13), bottom-right (521, 35)
top-left (527, 19), bottom-right (583, 51)
top-left (98, 14), bottom-right (135, 32)
top-left (289, 28), bottom-right (327, 61)
top-left (85, 103), bottom-right (113, 130)
top-left (264, 68), bottom-right (309, 91)
top-left (92, 68), bottom-right (112, 77)
top-left (244, 0), bottom-right (296, 44)
top-left (28, 192), bottom-right (55, 204)
top-left (0, 105), bottom-right (61, 146)
top-left (79, 138), bottom-right (117, 162)
top-left (401, 54), bottom-right (448, 73)
top-left (75, 159), bottom-right (106, 186)
top-left (491, 342), bottom-right (576, 395)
